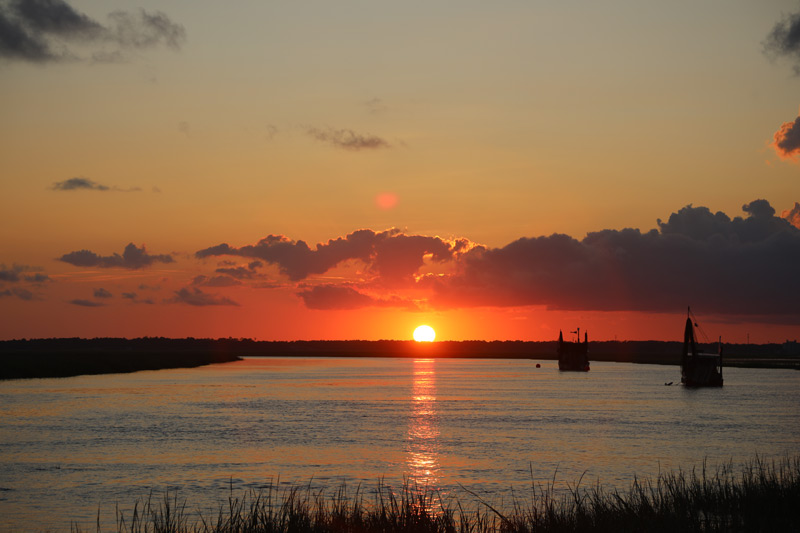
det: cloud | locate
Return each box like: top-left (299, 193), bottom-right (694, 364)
top-left (194, 200), bottom-right (800, 320)
top-left (298, 285), bottom-right (377, 310)
top-left (196, 229), bottom-right (473, 283)
top-left (93, 287), bottom-right (112, 298)
top-left (51, 177), bottom-right (109, 191)
top-left (169, 287), bottom-right (239, 307)
top-left (59, 243), bottom-right (173, 269)
top-left (0, 265), bottom-right (22, 282)
top-left (298, 284), bottom-right (417, 310)
top-left (363, 98), bottom-right (388, 115)
top-left (106, 9), bottom-right (184, 50)
top-left (0, 287), bottom-right (35, 300)
top-left (69, 298), bottom-right (104, 307)
top-left (764, 9), bottom-right (800, 74)
top-left (772, 114), bottom-right (800, 161)
top-left (782, 202), bottom-right (800, 229)
top-left (425, 200), bottom-right (800, 318)
top-left (0, 0), bottom-right (185, 64)
top-left (122, 291), bottom-right (154, 304)
top-left (192, 274), bottom-right (241, 287)
top-left (306, 127), bottom-right (390, 150)
top-left (0, 263), bottom-right (48, 284)
top-left (51, 177), bottom-right (143, 191)
top-left (740, 198), bottom-right (775, 218)
top-left (215, 261), bottom-right (263, 279)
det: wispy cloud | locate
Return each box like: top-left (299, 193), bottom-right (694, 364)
top-left (764, 8), bottom-right (800, 74)
top-left (69, 298), bottom-right (104, 307)
top-left (51, 177), bottom-right (143, 192)
top-left (0, 0), bottom-right (185, 64)
top-left (306, 127), bottom-right (390, 151)
top-left (0, 287), bottom-right (36, 300)
top-left (122, 291), bottom-right (154, 304)
top-left (363, 98), bottom-right (388, 115)
top-left (298, 284), bottom-right (417, 310)
top-left (215, 262), bottom-right (263, 280)
top-left (59, 243), bottom-right (173, 269)
top-left (169, 287), bottom-right (239, 307)
top-left (192, 274), bottom-right (241, 287)
top-left (93, 287), bottom-right (112, 298)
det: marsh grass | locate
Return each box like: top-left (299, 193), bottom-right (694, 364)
top-left (76, 455), bottom-right (800, 532)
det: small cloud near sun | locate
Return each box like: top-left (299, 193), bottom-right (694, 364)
top-left (772, 109), bottom-right (800, 162)
top-left (376, 192), bottom-right (398, 210)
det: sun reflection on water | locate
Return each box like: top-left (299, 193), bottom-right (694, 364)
top-left (407, 359), bottom-right (439, 489)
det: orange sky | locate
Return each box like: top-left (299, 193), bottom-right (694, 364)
top-left (1, 1), bottom-right (799, 343)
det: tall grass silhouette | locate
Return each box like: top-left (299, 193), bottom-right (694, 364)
top-left (75, 455), bottom-right (799, 532)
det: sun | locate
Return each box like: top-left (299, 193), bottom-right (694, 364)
top-left (413, 325), bottom-right (436, 342)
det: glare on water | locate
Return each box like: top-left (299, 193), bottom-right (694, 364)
top-left (407, 359), bottom-right (439, 488)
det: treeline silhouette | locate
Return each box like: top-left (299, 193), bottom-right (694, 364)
top-left (2, 337), bottom-right (798, 380)
top-left (0, 337), bottom-right (242, 379)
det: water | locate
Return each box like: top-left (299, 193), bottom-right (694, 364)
top-left (0, 357), bottom-right (798, 531)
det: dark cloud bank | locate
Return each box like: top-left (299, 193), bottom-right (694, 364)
top-left (0, 0), bottom-right (185, 63)
top-left (198, 200), bottom-right (800, 321)
top-left (424, 200), bottom-right (799, 320)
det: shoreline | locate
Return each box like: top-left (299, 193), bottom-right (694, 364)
top-left (2, 337), bottom-right (798, 380)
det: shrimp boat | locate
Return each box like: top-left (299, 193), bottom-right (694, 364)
top-left (681, 307), bottom-right (723, 387)
top-left (557, 328), bottom-right (589, 371)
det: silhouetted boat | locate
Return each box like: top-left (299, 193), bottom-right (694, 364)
top-left (557, 328), bottom-right (589, 371)
top-left (681, 307), bottom-right (723, 387)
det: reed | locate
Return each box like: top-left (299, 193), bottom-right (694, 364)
top-left (75, 455), bottom-right (800, 533)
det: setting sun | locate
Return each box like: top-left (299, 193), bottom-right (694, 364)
top-left (413, 325), bottom-right (436, 342)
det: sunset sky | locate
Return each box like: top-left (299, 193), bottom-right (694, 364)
top-left (1, 0), bottom-right (799, 343)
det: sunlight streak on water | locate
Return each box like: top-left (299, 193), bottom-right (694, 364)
top-left (407, 359), bottom-right (439, 488)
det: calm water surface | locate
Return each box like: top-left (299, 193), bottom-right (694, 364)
top-left (1, 357), bottom-right (798, 531)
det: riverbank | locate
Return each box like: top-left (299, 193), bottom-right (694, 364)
top-left (0, 338), bottom-right (242, 379)
top-left (79, 455), bottom-right (799, 532)
top-left (2, 337), bottom-right (798, 379)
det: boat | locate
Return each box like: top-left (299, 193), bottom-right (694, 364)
top-left (681, 307), bottom-right (723, 387)
top-left (557, 328), bottom-right (589, 371)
